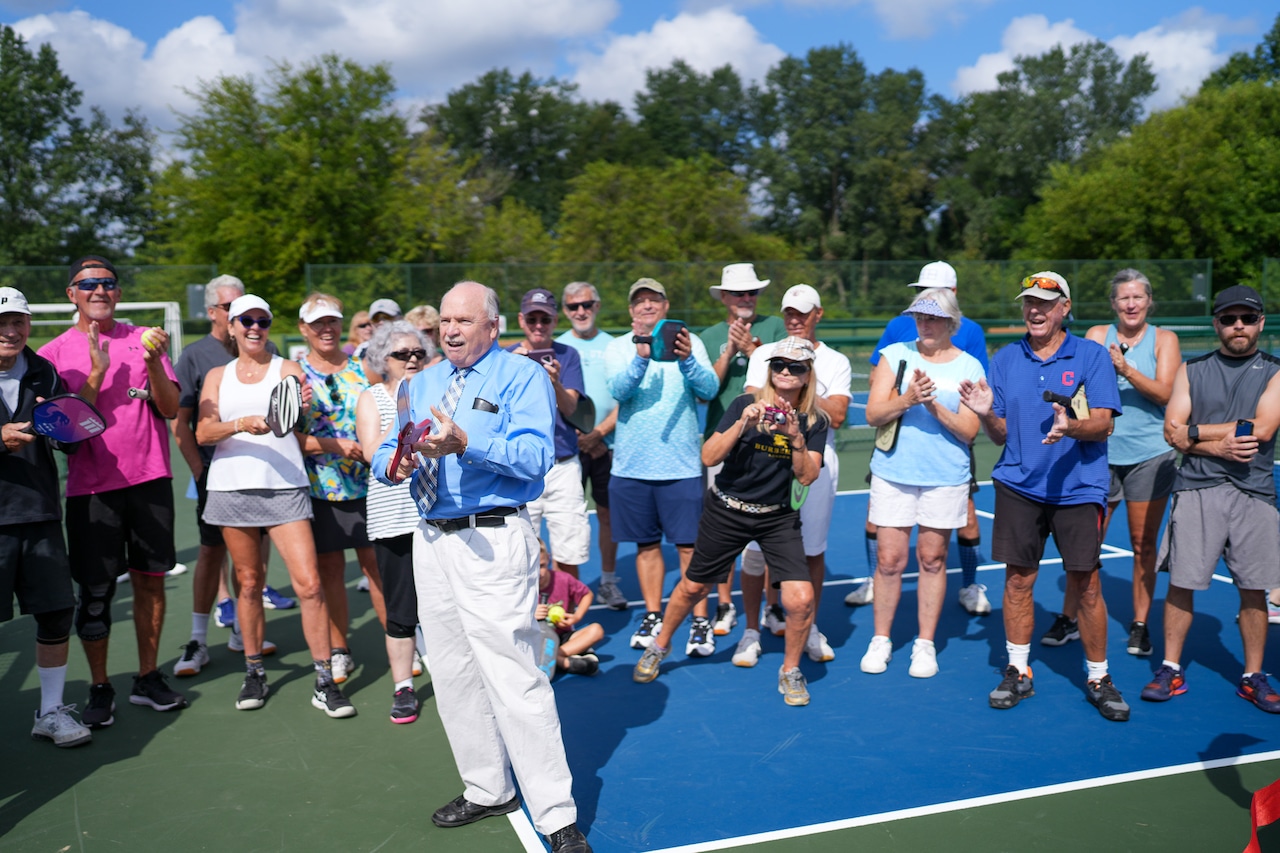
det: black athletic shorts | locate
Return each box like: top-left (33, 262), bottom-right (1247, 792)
top-left (312, 497), bottom-right (372, 553)
top-left (195, 467), bottom-right (224, 548)
top-left (684, 492), bottom-right (809, 588)
top-left (373, 533), bottom-right (418, 628)
top-left (66, 478), bottom-right (177, 582)
top-left (990, 480), bottom-right (1104, 573)
top-left (579, 448), bottom-right (613, 509)
top-left (0, 520), bottom-right (75, 621)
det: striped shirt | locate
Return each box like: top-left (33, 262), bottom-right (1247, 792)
top-left (365, 382), bottom-right (422, 540)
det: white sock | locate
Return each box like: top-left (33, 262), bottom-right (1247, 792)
top-left (914, 637), bottom-right (935, 650)
top-left (395, 677), bottom-right (413, 691)
top-left (191, 613), bottom-right (210, 644)
top-left (38, 664), bottom-right (68, 716)
top-left (1086, 659), bottom-right (1108, 682)
top-left (1163, 659), bottom-right (1181, 672)
top-left (601, 571), bottom-right (618, 585)
top-left (1007, 642), bottom-right (1031, 675)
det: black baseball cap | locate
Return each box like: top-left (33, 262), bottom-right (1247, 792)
top-left (1212, 284), bottom-right (1264, 315)
top-left (68, 255), bottom-right (117, 283)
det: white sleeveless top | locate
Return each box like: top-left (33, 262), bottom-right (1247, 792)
top-left (365, 381), bottom-right (422, 540)
top-left (207, 357), bottom-right (310, 492)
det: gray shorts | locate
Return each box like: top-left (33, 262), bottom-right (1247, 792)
top-left (1158, 484), bottom-right (1280, 591)
top-left (1109, 449), bottom-right (1177, 504)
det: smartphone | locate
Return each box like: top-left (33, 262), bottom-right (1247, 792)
top-left (1236, 419), bottom-right (1254, 437)
top-left (526, 348), bottom-right (556, 366)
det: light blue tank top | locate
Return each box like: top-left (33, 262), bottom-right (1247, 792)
top-left (1104, 325), bottom-right (1166, 465)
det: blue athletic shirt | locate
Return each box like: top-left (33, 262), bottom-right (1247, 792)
top-left (869, 315), bottom-right (990, 372)
top-left (989, 332), bottom-right (1121, 506)
top-left (1102, 325), bottom-right (1166, 466)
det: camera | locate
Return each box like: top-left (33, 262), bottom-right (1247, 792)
top-left (763, 406), bottom-right (788, 425)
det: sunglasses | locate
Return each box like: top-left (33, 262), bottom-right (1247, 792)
top-left (388, 348), bottom-right (428, 362)
top-left (325, 373), bottom-right (343, 404)
top-left (73, 277), bottom-right (119, 292)
top-left (524, 315), bottom-right (554, 326)
top-left (1216, 312), bottom-right (1261, 326)
top-left (769, 359), bottom-right (810, 376)
top-left (565, 301), bottom-right (596, 312)
top-left (726, 289), bottom-right (763, 298)
top-left (1020, 275), bottom-right (1065, 295)
top-left (214, 302), bottom-right (233, 312)
top-left (356, 322), bottom-right (373, 330)
top-left (236, 315), bottom-right (272, 329)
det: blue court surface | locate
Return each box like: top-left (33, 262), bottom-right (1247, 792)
top-left (517, 485), bottom-right (1280, 852)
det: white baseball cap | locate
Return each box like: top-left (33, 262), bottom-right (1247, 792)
top-left (228, 294), bottom-right (272, 320)
top-left (0, 287), bottom-right (31, 316)
top-left (781, 284), bottom-right (821, 313)
top-left (300, 297), bottom-right (343, 323)
top-left (908, 261), bottom-right (958, 289)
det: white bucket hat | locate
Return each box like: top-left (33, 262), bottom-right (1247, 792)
top-left (710, 263), bottom-right (770, 299)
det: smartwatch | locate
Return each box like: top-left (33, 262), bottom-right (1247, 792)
top-left (1187, 424), bottom-right (1201, 442)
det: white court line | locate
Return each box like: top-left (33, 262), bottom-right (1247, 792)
top-left (635, 749), bottom-right (1280, 853)
top-left (508, 811), bottom-right (545, 850)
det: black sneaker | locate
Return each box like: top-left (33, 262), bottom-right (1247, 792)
top-left (312, 680), bottom-right (357, 718)
top-left (235, 671), bottom-right (269, 710)
top-left (1087, 674), bottom-right (1131, 721)
top-left (565, 654), bottom-right (599, 676)
top-left (547, 822), bottom-right (592, 853)
top-left (129, 670), bottom-right (188, 711)
top-left (82, 682), bottom-right (116, 728)
top-left (1040, 614), bottom-right (1080, 646)
top-left (989, 665), bottom-right (1035, 709)
top-left (390, 686), bottom-right (420, 724)
top-left (1127, 621), bottom-right (1153, 656)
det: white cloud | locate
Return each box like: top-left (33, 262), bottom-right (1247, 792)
top-left (571, 7), bottom-right (785, 107)
top-left (951, 9), bottom-right (1242, 111)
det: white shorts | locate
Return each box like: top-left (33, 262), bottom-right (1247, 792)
top-left (867, 475), bottom-right (968, 530)
top-left (528, 456), bottom-right (591, 565)
top-left (745, 442), bottom-right (838, 557)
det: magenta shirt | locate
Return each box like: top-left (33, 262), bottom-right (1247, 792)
top-left (540, 569), bottom-right (591, 635)
top-left (39, 323), bottom-right (179, 497)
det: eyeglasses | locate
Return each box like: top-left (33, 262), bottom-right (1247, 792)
top-left (236, 315), bottom-right (272, 329)
top-left (73, 277), bottom-right (119, 292)
top-left (1216, 312), bottom-right (1261, 326)
top-left (1020, 275), bottom-right (1065, 295)
top-left (769, 359), bottom-right (810, 376)
top-left (524, 315), bottom-right (554, 326)
top-left (388, 348), bottom-right (428, 361)
top-left (356, 322), bottom-right (373, 330)
top-left (565, 301), bottom-right (597, 312)
top-left (214, 302), bottom-right (233, 312)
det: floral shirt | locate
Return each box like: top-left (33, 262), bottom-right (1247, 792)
top-left (300, 355), bottom-right (370, 501)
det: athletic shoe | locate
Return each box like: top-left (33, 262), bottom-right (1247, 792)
top-left (227, 625), bottom-right (277, 656)
top-left (412, 652), bottom-right (426, 678)
top-left (597, 581), bottom-right (628, 611)
top-left (235, 671), bottom-right (269, 710)
top-left (762, 604), bottom-right (787, 636)
top-left (129, 670), bottom-right (188, 712)
top-left (629, 611), bottom-right (663, 650)
top-left (357, 575), bottom-right (370, 592)
top-left (989, 665), bottom-right (1035, 709)
top-left (166, 563), bottom-right (188, 577)
top-left (805, 626), bottom-right (835, 663)
top-left (686, 617), bottom-right (715, 657)
top-left (173, 640), bottom-right (209, 677)
top-left (732, 629), bottom-right (762, 667)
top-left (1127, 621), bottom-right (1153, 656)
top-left (82, 682), bottom-right (115, 728)
top-left (565, 655), bottom-right (600, 676)
top-left (908, 639), bottom-right (939, 678)
top-left (1237, 672), bottom-right (1280, 713)
top-left (261, 585), bottom-right (296, 610)
top-left (633, 644), bottom-right (670, 683)
top-left (1140, 665), bottom-right (1188, 702)
top-left (1040, 614), bottom-right (1079, 646)
top-left (958, 583), bottom-right (992, 615)
top-left (546, 823), bottom-right (591, 853)
top-left (844, 578), bottom-right (874, 606)
top-left (712, 601), bottom-right (738, 636)
top-left (331, 651), bottom-right (356, 684)
top-left (311, 680), bottom-right (357, 718)
top-left (860, 636), bottom-right (893, 674)
top-left (778, 667), bottom-right (810, 706)
top-left (31, 705), bottom-right (92, 748)
top-left (390, 686), bottom-right (420, 723)
top-left (1087, 674), bottom-right (1131, 721)
top-left (214, 597), bottom-right (236, 628)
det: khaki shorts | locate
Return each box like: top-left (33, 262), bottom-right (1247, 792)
top-left (1158, 484), bottom-right (1280, 591)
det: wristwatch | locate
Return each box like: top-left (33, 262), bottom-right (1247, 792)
top-left (1187, 424), bottom-right (1201, 442)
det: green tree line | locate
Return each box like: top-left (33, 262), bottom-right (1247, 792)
top-left (2, 17), bottom-right (1278, 312)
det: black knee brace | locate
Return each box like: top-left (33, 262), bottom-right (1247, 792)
top-left (75, 580), bottom-right (116, 642)
top-left (386, 618), bottom-right (417, 640)
top-left (35, 607), bottom-right (74, 645)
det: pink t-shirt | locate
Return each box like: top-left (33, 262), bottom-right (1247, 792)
top-left (540, 570), bottom-right (591, 635)
top-left (39, 323), bottom-right (179, 497)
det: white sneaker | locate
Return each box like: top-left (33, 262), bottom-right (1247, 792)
top-left (908, 639), bottom-right (939, 678)
top-left (31, 705), bottom-right (92, 748)
top-left (227, 624), bottom-right (277, 656)
top-left (860, 636), bottom-right (893, 674)
top-left (412, 652), bottom-right (426, 678)
top-left (167, 563), bottom-right (189, 577)
top-left (331, 651), bottom-right (356, 684)
top-left (959, 583), bottom-right (992, 615)
top-left (806, 626), bottom-right (835, 662)
top-left (762, 604), bottom-right (787, 636)
top-left (357, 575), bottom-right (370, 592)
top-left (713, 601), bottom-right (738, 636)
top-left (173, 640), bottom-right (210, 677)
top-left (597, 581), bottom-right (628, 610)
top-left (732, 629), bottom-right (762, 667)
top-left (845, 578), bottom-right (874, 606)
top-left (686, 617), bottom-right (715, 657)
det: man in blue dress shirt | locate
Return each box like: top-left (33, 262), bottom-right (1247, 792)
top-left (373, 281), bottom-right (590, 853)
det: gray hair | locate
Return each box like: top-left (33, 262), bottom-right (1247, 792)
top-left (908, 287), bottom-right (963, 336)
top-left (447, 281), bottom-right (500, 322)
top-left (204, 274), bottom-right (245, 309)
top-left (562, 281), bottom-right (599, 304)
top-left (1110, 268), bottom-right (1154, 308)
top-left (365, 320), bottom-right (434, 377)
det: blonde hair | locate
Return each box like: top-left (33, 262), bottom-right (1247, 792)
top-left (345, 310), bottom-right (370, 348)
top-left (405, 304), bottom-right (439, 330)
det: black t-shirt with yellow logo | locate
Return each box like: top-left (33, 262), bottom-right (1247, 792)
top-left (712, 393), bottom-right (827, 507)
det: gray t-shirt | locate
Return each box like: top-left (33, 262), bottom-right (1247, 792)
top-left (0, 350), bottom-right (24, 415)
top-left (176, 334), bottom-right (277, 465)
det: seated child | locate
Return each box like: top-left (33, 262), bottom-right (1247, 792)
top-left (536, 541), bottom-right (605, 676)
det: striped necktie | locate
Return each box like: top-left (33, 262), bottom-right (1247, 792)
top-left (413, 367), bottom-right (469, 514)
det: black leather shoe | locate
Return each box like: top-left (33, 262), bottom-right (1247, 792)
top-left (430, 793), bottom-right (520, 828)
top-left (547, 823), bottom-right (592, 853)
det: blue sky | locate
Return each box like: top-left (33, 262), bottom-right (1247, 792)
top-left (1, 0), bottom-right (1272, 134)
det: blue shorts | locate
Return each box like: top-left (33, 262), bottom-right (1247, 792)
top-left (609, 476), bottom-right (703, 546)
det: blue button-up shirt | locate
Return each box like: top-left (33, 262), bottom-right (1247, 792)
top-left (372, 344), bottom-right (556, 518)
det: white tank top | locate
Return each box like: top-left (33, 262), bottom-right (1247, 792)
top-left (206, 357), bottom-right (310, 492)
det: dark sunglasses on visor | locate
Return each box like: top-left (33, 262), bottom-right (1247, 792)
top-left (769, 359), bottom-right (810, 376)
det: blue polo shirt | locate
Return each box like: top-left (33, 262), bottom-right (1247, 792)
top-left (989, 332), bottom-right (1121, 506)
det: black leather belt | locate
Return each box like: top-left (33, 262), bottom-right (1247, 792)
top-left (425, 505), bottom-right (524, 533)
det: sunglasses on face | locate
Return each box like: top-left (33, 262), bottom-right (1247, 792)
top-left (1216, 312), bottom-right (1261, 326)
top-left (727, 289), bottom-right (763, 298)
top-left (237, 315), bottom-right (272, 329)
top-left (1020, 275), bottom-right (1065, 295)
top-left (214, 302), bottom-right (233, 313)
top-left (388, 348), bottom-right (428, 362)
top-left (524, 314), bottom-right (554, 326)
top-left (769, 359), bottom-right (810, 376)
top-left (565, 301), bottom-right (597, 312)
top-left (356, 322), bottom-right (373, 330)
top-left (73, 277), bottom-right (119, 292)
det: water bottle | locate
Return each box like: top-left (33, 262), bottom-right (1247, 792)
top-left (537, 593), bottom-right (558, 680)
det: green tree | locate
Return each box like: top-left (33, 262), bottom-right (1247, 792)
top-left (634, 60), bottom-right (752, 168)
top-left (929, 41), bottom-right (1155, 258)
top-left (0, 25), bottom-right (153, 265)
top-left (1202, 13), bottom-right (1280, 90)
top-left (1019, 81), bottom-right (1280, 288)
top-left (470, 198), bottom-right (555, 263)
